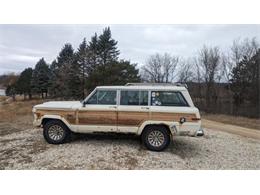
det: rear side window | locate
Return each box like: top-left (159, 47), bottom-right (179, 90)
top-left (120, 90), bottom-right (148, 106)
top-left (151, 91), bottom-right (188, 107)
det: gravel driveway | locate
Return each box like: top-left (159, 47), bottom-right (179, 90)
top-left (1, 121), bottom-right (260, 170)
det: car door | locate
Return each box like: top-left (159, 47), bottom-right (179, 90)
top-left (117, 90), bottom-right (150, 133)
top-left (77, 89), bottom-right (118, 133)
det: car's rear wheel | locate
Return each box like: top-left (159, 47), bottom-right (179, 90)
top-left (142, 125), bottom-right (170, 151)
top-left (43, 120), bottom-right (70, 144)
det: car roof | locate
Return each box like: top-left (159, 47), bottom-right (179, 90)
top-left (96, 85), bottom-right (187, 91)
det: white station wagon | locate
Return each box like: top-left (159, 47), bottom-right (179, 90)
top-left (33, 83), bottom-right (203, 151)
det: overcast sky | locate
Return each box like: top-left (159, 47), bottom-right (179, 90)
top-left (0, 24), bottom-right (259, 74)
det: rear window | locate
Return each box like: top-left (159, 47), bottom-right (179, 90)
top-left (151, 91), bottom-right (188, 107)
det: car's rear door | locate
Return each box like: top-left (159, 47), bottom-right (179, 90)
top-left (117, 90), bottom-right (150, 133)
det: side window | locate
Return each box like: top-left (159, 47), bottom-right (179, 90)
top-left (121, 91), bottom-right (139, 105)
top-left (98, 90), bottom-right (117, 105)
top-left (120, 90), bottom-right (148, 106)
top-left (86, 91), bottom-right (97, 104)
top-left (86, 90), bottom-right (117, 105)
top-left (151, 91), bottom-right (188, 107)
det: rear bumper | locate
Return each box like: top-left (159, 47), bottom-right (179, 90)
top-left (196, 128), bottom-right (204, 136)
top-left (173, 126), bottom-right (204, 137)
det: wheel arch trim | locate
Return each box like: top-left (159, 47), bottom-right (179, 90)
top-left (40, 115), bottom-right (72, 130)
top-left (137, 120), bottom-right (179, 135)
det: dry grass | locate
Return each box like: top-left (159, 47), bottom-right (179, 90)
top-left (0, 98), bottom-right (45, 126)
top-left (202, 113), bottom-right (260, 130)
top-left (0, 96), bottom-right (8, 102)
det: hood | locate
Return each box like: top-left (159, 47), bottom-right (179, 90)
top-left (33, 101), bottom-right (82, 110)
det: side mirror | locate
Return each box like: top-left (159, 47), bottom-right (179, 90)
top-left (82, 101), bottom-right (86, 107)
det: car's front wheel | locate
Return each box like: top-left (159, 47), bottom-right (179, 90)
top-left (43, 120), bottom-right (70, 144)
top-left (142, 125), bottom-right (170, 151)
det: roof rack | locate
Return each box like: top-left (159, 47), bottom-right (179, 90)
top-left (125, 83), bottom-right (188, 88)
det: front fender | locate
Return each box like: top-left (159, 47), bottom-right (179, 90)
top-left (33, 114), bottom-right (71, 129)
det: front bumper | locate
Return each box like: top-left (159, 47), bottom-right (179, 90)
top-left (33, 119), bottom-right (41, 127)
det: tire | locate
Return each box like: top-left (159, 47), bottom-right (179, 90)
top-left (43, 120), bottom-right (71, 144)
top-left (142, 125), bottom-right (170, 151)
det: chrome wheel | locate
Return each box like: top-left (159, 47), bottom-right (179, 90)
top-left (147, 130), bottom-right (165, 147)
top-left (48, 125), bottom-right (65, 141)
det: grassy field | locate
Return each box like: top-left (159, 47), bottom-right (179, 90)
top-left (0, 96), bottom-right (8, 102)
top-left (0, 97), bottom-right (45, 128)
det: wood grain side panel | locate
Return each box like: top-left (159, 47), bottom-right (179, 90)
top-left (36, 109), bottom-right (198, 127)
top-left (151, 112), bottom-right (196, 122)
top-left (117, 111), bottom-right (149, 126)
top-left (78, 111), bottom-right (117, 125)
top-left (35, 109), bottom-right (77, 124)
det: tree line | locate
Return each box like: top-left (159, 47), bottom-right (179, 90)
top-left (5, 27), bottom-right (140, 100)
top-left (2, 28), bottom-right (259, 117)
top-left (141, 38), bottom-right (259, 117)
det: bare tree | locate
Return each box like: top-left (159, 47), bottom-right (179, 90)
top-left (199, 46), bottom-right (221, 83)
top-left (231, 37), bottom-right (259, 65)
top-left (225, 37), bottom-right (259, 82)
top-left (226, 38), bottom-right (259, 82)
top-left (221, 53), bottom-right (232, 83)
top-left (177, 60), bottom-right (195, 83)
top-left (141, 53), bottom-right (179, 83)
top-left (196, 45), bottom-right (221, 111)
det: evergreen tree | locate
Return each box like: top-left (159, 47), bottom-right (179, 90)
top-left (86, 60), bottom-right (140, 90)
top-left (97, 27), bottom-right (120, 65)
top-left (31, 58), bottom-right (50, 98)
top-left (109, 60), bottom-right (140, 84)
top-left (16, 68), bottom-right (33, 99)
top-left (86, 27), bottom-right (124, 90)
top-left (52, 44), bottom-right (81, 99)
top-left (88, 33), bottom-right (99, 72)
top-left (57, 43), bottom-right (75, 66)
top-left (53, 44), bottom-right (75, 98)
top-left (66, 58), bottom-right (82, 99)
top-left (75, 38), bottom-right (89, 98)
top-left (48, 60), bottom-right (59, 97)
top-left (6, 83), bottom-right (17, 101)
top-left (40, 27), bottom-right (140, 99)
top-left (231, 49), bottom-right (260, 106)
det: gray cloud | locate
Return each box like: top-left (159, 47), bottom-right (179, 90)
top-left (0, 24), bottom-right (259, 74)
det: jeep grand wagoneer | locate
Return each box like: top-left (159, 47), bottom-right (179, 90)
top-left (33, 83), bottom-right (203, 151)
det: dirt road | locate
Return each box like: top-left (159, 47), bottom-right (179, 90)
top-left (202, 119), bottom-right (260, 140)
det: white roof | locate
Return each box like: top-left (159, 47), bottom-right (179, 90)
top-left (96, 85), bottom-right (187, 91)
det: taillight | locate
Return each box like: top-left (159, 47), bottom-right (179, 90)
top-left (191, 118), bottom-right (201, 121)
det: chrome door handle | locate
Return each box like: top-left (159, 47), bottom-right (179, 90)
top-left (109, 106), bottom-right (117, 108)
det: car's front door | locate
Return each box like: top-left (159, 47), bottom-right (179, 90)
top-left (77, 89), bottom-right (118, 132)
